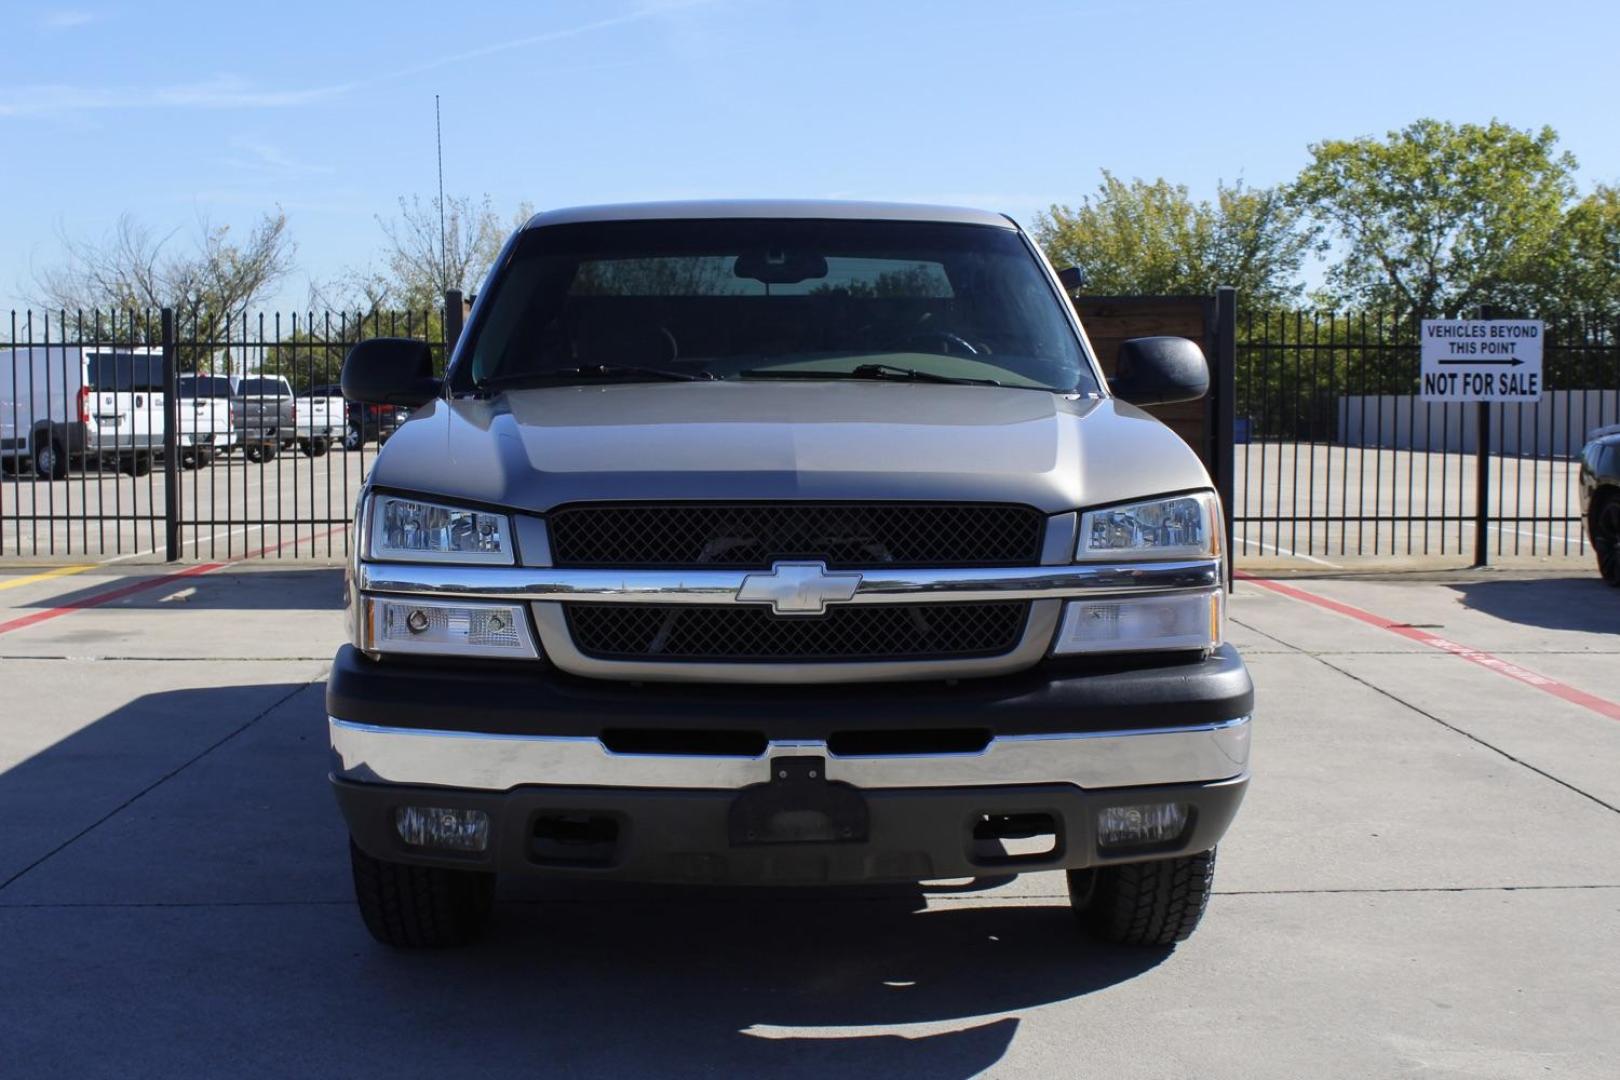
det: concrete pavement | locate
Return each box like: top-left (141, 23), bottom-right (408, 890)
top-left (1, 562), bottom-right (1618, 1078)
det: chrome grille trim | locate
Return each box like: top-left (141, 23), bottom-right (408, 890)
top-left (355, 558), bottom-right (1221, 606)
top-left (529, 600), bottom-right (1064, 684)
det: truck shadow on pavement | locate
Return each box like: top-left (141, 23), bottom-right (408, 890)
top-left (8, 565), bottom-right (345, 612)
top-left (0, 679), bottom-right (1172, 1079)
top-left (1450, 574), bottom-right (1620, 635)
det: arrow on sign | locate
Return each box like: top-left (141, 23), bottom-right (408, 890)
top-left (1436, 358), bottom-right (1525, 367)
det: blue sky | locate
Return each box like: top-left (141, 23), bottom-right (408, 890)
top-left (3, 0), bottom-right (1617, 312)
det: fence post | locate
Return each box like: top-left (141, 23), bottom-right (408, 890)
top-left (444, 289), bottom-right (465, 354)
top-left (1214, 286), bottom-right (1237, 588)
top-left (161, 308), bottom-right (180, 562)
top-left (1473, 305), bottom-right (1494, 567)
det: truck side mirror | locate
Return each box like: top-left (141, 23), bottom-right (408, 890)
top-left (342, 338), bottom-right (441, 407)
top-left (1110, 336), bottom-right (1209, 406)
top-left (1057, 266), bottom-right (1086, 293)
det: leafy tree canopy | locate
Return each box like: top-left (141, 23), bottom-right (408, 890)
top-left (1034, 171), bottom-right (1319, 304)
top-left (1293, 119), bottom-right (1578, 319)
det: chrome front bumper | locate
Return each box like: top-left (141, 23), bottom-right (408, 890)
top-left (329, 713), bottom-right (1251, 792)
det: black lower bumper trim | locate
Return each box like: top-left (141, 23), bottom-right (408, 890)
top-left (325, 643), bottom-right (1252, 741)
top-left (333, 773), bottom-right (1248, 885)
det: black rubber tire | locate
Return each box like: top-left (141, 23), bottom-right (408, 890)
top-left (122, 453), bottom-right (153, 478)
top-left (302, 438), bottom-right (330, 458)
top-left (33, 434), bottom-right (68, 480)
top-left (349, 839), bottom-right (496, 948)
top-left (1069, 848), bottom-right (1217, 946)
top-left (1592, 493), bottom-right (1620, 587)
top-left (343, 424), bottom-right (364, 451)
top-left (246, 442), bottom-right (279, 464)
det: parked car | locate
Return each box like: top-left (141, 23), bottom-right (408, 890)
top-left (229, 376), bottom-right (293, 462)
top-left (329, 200), bottom-right (1251, 950)
top-left (2, 345), bottom-right (229, 477)
top-left (172, 374), bottom-right (234, 469)
top-left (227, 377), bottom-right (343, 459)
top-left (1579, 422), bottom-right (1620, 584)
top-left (307, 383), bottom-right (410, 450)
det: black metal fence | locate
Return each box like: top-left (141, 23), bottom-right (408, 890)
top-left (7, 301), bottom-right (1616, 566)
top-left (2, 306), bottom-right (454, 560)
top-left (1235, 311), bottom-right (1620, 561)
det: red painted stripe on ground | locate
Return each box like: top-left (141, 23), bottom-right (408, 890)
top-left (1237, 572), bottom-right (1620, 723)
top-left (0, 524), bottom-right (350, 638)
top-left (0, 562), bottom-right (226, 637)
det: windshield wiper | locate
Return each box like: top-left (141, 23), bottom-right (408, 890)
top-left (478, 364), bottom-right (714, 392)
top-left (738, 363), bottom-right (1000, 387)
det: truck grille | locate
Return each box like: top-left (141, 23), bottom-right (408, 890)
top-left (565, 602), bottom-right (1030, 662)
top-left (547, 503), bottom-right (1044, 568)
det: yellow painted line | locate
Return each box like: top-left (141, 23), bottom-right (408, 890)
top-left (0, 564), bottom-right (97, 591)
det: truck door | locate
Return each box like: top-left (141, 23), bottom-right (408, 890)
top-left (88, 350), bottom-right (164, 456)
top-left (87, 351), bottom-right (128, 455)
top-left (128, 352), bottom-right (163, 452)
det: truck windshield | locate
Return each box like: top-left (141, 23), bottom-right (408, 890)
top-left (456, 218), bottom-right (1097, 394)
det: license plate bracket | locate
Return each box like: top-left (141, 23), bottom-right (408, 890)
top-left (728, 756), bottom-right (869, 845)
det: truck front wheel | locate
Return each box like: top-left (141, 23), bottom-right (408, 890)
top-left (1068, 848), bottom-right (1217, 946)
top-left (348, 839), bottom-right (495, 948)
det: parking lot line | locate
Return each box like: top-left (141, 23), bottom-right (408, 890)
top-left (1238, 572), bottom-right (1620, 723)
top-left (0, 564), bottom-right (95, 591)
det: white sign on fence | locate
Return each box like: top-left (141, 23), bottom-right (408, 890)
top-left (1420, 319), bottom-right (1544, 402)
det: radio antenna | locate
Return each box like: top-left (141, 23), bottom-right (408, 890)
top-left (435, 94), bottom-right (448, 294)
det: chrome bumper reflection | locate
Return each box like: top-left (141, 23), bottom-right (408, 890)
top-left (329, 715), bottom-right (1251, 792)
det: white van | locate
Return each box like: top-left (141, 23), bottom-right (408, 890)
top-left (0, 346), bottom-right (230, 478)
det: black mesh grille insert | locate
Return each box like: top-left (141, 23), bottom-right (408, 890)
top-left (547, 503), bottom-right (1044, 568)
top-left (565, 603), bottom-right (1030, 662)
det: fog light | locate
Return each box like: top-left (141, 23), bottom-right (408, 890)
top-left (1098, 802), bottom-right (1188, 848)
top-left (1052, 590), bottom-right (1222, 654)
top-left (366, 596), bottom-right (539, 658)
top-left (395, 806), bottom-right (490, 852)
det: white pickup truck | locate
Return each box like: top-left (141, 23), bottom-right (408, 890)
top-left (293, 385), bottom-right (345, 457)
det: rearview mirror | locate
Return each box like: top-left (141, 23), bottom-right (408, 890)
top-left (342, 338), bottom-right (440, 407)
top-left (1110, 336), bottom-right (1208, 406)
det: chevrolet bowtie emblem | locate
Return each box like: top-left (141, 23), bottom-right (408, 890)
top-left (736, 561), bottom-right (863, 616)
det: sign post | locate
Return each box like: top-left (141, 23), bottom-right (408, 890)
top-left (1419, 316), bottom-right (1544, 566)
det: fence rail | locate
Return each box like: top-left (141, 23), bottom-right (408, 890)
top-left (1236, 310), bottom-right (1619, 561)
top-left (6, 302), bottom-right (1617, 566)
top-left (2, 306), bottom-right (454, 560)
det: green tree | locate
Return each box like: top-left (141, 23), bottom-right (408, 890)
top-left (1033, 172), bottom-right (1317, 303)
top-left (1293, 119), bottom-right (1577, 319)
top-left (1534, 184), bottom-right (1620, 321)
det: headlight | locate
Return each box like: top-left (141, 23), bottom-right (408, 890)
top-left (1077, 492), bottom-right (1219, 562)
top-left (367, 495), bottom-right (513, 564)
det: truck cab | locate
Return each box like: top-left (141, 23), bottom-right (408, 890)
top-left (329, 201), bottom-right (1251, 949)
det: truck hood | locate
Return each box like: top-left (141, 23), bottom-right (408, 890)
top-left (367, 381), bottom-right (1213, 514)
